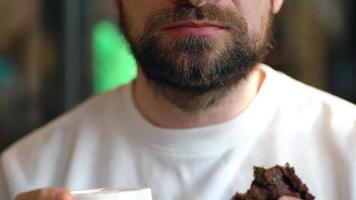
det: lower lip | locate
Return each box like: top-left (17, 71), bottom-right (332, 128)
top-left (164, 26), bottom-right (226, 36)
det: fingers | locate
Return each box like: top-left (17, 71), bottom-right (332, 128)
top-left (15, 188), bottom-right (73, 200)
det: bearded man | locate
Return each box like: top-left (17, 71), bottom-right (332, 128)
top-left (1, 0), bottom-right (356, 200)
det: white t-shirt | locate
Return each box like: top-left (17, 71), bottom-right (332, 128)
top-left (1, 64), bottom-right (356, 200)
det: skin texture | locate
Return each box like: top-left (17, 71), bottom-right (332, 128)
top-left (16, 0), bottom-right (288, 199)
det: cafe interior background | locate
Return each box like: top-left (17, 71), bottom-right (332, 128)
top-left (0, 0), bottom-right (355, 152)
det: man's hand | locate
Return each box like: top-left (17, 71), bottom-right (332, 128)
top-left (15, 188), bottom-right (73, 200)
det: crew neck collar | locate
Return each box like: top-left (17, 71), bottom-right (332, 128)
top-left (116, 64), bottom-right (280, 154)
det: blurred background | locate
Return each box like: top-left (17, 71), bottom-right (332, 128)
top-left (0, 0), bottom-right (355, 152)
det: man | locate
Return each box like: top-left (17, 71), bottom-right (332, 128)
top-left (1, 0), bottom-right (356, 199)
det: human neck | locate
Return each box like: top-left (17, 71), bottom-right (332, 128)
top-left (133, 64), bottom-right (266, 129)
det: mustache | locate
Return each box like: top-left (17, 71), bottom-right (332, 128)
top-left (143, 4), bottom-right (248, 34)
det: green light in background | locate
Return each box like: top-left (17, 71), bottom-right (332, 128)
top-left (93, 21), bottom-right (137, 94)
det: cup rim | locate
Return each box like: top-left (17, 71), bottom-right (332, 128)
top-left (71, 187), bottom-right (151, 196)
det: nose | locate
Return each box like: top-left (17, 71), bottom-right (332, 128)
top-left (174, 0), bottom-right (220, 7)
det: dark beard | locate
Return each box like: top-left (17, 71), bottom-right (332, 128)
top-left (119, 4), bottom-right (273, 112)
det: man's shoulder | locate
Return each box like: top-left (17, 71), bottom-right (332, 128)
top-left (33, 85), bottom-right (126, 135)
top-left (1, 85), bottom-right (129, 161)
top-left (0, 86), bottom-right (133, 194)
top-left (270, 66), bottom-right (355, 110)
top-left (264, 65), bottom-right (356, 132)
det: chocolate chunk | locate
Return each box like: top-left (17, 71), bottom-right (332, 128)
top-left (232, 164), bottom-right (315, 200)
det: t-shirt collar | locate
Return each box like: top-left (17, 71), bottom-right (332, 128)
top-left (117, 64), bottom-right (280, 154)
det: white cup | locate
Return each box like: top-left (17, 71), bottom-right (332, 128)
top-left (71, 187), bottom-right (153, 200)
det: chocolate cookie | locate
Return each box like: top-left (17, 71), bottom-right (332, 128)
top-left (232, 164), bottom-right (315, 200)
